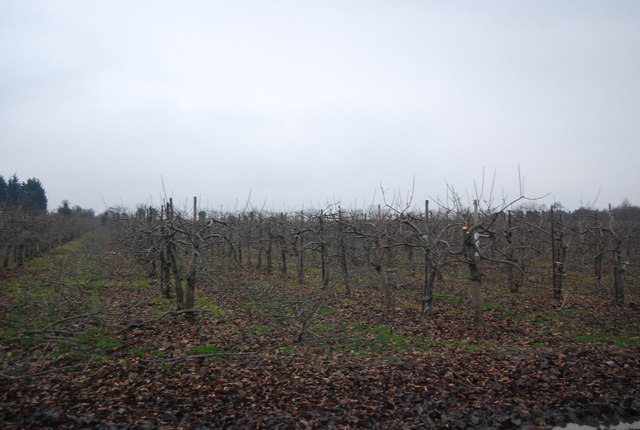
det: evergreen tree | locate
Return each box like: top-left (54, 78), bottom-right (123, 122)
top-left (21, 178), bottom-right (47, 212)
top-left (0, 176), bottom-right (7, 207)
top-left (6, 175), bottom-right (22, 208)
top-left (0, 174), bottom-right (48, 211)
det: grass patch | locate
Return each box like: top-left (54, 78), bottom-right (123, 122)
top-left (483, 301), bottom-right (502, 310)
top-left (573, 332), bottom-right (640, 347)
top-left (149, 295), bottom-right (174, 307)
top-left (191, 344), bottom-right (222, 355)
top-left (131, 347), bottom-right (148, 356)
top-left (454, 342), bottom-right (484, 353)
top-left (318, 305), bottom-right (335, 314)
top-left (77, 326), bottom-right (123, 351)
top-left (148, 295), bottom-right (226, 315)
top-left (340, 322), bottom-right (426, 354)
top-left (151, 349), bottom-right (167, 357)
top-left (500, 311), bottom-right (527, 320)
top-left (194, 296), bottom-right (226, 315)
top-left (247, 325), bottom-right (270, 335)
top-left (95, 336), bottom-right (122, 350)
top-left (279, 345), bottom-right (297, 354)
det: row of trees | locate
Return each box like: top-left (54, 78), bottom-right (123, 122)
top-left (0, 175), bottom-right (98, 271)
top-left (0, 207), bottom-right (97, 271)
top-left (113, 194), bottom-right (639, 326)
top-left (0, 174), bottom-right (47, 213)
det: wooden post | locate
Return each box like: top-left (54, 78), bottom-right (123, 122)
top-left (280, 213), bottom-right (288, 275)
top-left (247, 211), bottom-right (253, 268)
top-left (556, 211), bottom-right (566, 300)
top-left (469, 200), bottom-right (484, 326)
top-left (338, 209), bottom-right (350, 294)
top-left (506, 210), bottom-right (520, 293)
top-left (193, 196), bottom-right (197, 223)
top-left (297, 210), bottom-right (304, 284)
top-left (320, 210), bottom-right (329, 288)
top-left (609, 204), bottom-right (625, 305)
top-left (257, 214), bottom-right (263, 269)
top-left (266, 217), bottom-right (273, 274)
top-left (423, 199), bottom-right (434, 314)
top-left (550, 205), bottom-right (559, 300)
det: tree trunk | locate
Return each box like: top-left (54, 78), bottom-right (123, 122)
top-left (422, 267), bottom-right (437, 315)
top-left (185, 249), bottom-right (199, 318)
top-left (266, 235), bottom-right (273, 274)
top-left (280, 244), bottom-right (288, 276)
top-left (160, 247), bottom-right (172, 298)
top-left (465, 232), bottom-right (484, 327)
top-left (2, 244), bottom-right (11, 269)
top-left (257, 217), bottom-right (263, 270)
top-left (594, 253), bottom-right (603, 286)
top-left (375, 263), bottom-right (392, 308)
top-left (339, 237), bottom-right (350, 294)
top-left (469, 260), bottom-right (483, 327)
top-left (374, 236), bottom-right (392, 307)
top-left (613, 242), bottom-right (625, 305)
top-left (168, 243), bottom-right (184, 310)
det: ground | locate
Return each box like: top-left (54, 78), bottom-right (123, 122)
top-left (1, 229), bottom-right (639, 429)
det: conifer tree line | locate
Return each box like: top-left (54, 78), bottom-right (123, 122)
top-left (0, 174), bottom-right (47, 212)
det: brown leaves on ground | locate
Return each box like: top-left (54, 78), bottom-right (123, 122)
top-left (1, 234), bottom-right (639, 429)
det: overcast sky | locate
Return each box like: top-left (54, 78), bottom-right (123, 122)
top-left (1, 1), bottom-right (639, 213)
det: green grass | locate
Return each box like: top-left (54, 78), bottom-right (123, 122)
top-left (482, 301), bottom-right (503, 310)
top-left (279, 345), bottom-right (297, 354)
top-left (77, 326), bottom-right (123, 350)
top-left (131, 347), bottom-right (147, 356)
top-left (573, 332), bottom-right (640, 347)
top-left (151, 349), bottom-right (167, 357)
top-left (500, 310), bottom-right (528, 320)
top-left (2, 236), bottom-right (106, 327)
top-left (94, 336), bottom-right (123, 350)
top-left (337, 322), bottom-right (429, 354)
top-left (194, 296), bottom-right (226, 315)
top-left (148, 294), bottom-right (226, 316)
top-left (191, 344), bottom-right (222, 355)
top-left (0, 234), bottom-right (135, 375)
top-left (247, 325), bottom-right (270, 335)
top-left (318, 305), bottom-right (335, 314)
top-left (454, 342), bottom-right (484, 353)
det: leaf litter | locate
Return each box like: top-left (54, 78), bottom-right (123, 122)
top-left (1, 234), bottom-right (639, 429)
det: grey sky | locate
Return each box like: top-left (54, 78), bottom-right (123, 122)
top-left (1, 1), bottom-right (639, 212)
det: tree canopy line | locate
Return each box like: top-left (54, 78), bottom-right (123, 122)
top-left (0, 174), bottom-right (47, 213)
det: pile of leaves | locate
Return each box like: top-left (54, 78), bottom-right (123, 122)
top-left (1, 231), bottom-right (639, 429)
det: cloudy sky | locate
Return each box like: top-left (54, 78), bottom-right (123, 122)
top-left (1, 1), bottom-right (639, 213)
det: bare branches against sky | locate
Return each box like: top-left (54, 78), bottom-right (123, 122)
top-left (1, 1), bottom-right (639, 211)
